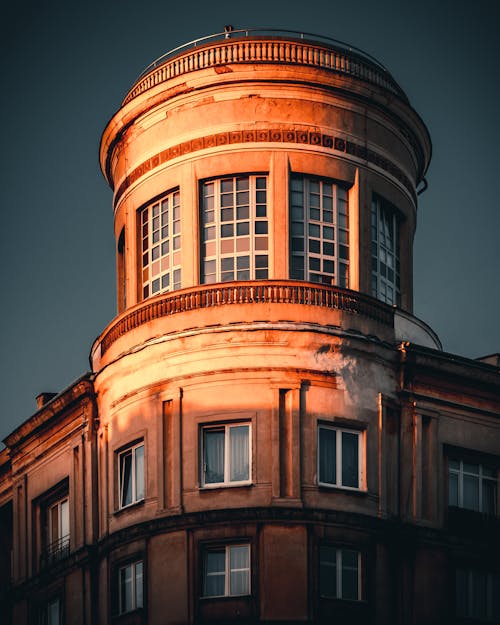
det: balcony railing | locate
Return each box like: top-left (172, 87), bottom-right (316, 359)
top-left (40, 535), bottom-right (70, 569)
top-left (99, 281), bottom-right (394, 355)
top-left (123, 28), bottom-right (407, 105)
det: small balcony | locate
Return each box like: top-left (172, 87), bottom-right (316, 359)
top-left (40, 535), bottom-right (70, 569)
top-left (92, 281), bottom-right (395, 370)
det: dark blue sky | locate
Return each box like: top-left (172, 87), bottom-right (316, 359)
top-left (1, 0), bottom-right (499, 443)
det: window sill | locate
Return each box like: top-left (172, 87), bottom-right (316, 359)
top-left (113, 499), bottom-right (145, 516)
top-left (112, 608), bottom-right (144, 625)
top-left (199, 482), bottom-right (253, 492)
top-left (318, 484), bottom-right (368, 496)
top-left (200, 594), bottom-right (251, 601)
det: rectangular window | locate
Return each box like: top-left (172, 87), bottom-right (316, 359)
top-left (201, 424), bottom-right (251, 487)
top-left (320, 546), bottom-right (362, 601)
top-left (290, 175), bottom-right (349, 286)
top-left (318, 425), bottom-right (362, 489)
top-left (39, 598), bottom-right (62, 625)
top-left (140, 189), bottom-right (181, 299)
top-left (456, 568), bottom-right (500, 621)
top-left (201, 175), bottom-right (268, 283)
top-left (118, 560), bottom-right (144, 615)
top-left (371, 195), bottom-right (400, 305)
top-left (203, 544), bottom-right (250, 597)
top-left (40, 488), bottom-right (70, 568)
top-left (48, 498), bottom-right (69, 554)
top-left (448, 458), bottom-right (497, 515)
top-left (118, 442), bottom-right (145, 509)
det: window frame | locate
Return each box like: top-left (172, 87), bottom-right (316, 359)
top-left (139, 188), bottom-right (182, 300)
top-left (370, 194), bottom-right (401, 306)
top-left (455, 567), bottom-right (500, 622)
top-left (117, 441), bottom-right (145, 510)
top-left (39, 596), bottom-right (63, 625)
top-left (317, 424), bottom-right (365, 491)
top-left (200, 422), bottom-right (252, 488)
top-left (319, 545), bottom-right (364, 602)
top-left (37, 479), bottom-right (70, 569)
top-left (448, 456), bottom-right (497, 515)
top-left (202, 543), bottom-right (251, 598)
top-left (289, 174), bottom-right (349, 287)
top-left (117, 559), bottom-right (144, 615)
top-left (200, 174), bottom-right (269, 284)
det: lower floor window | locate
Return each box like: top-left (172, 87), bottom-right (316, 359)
top-left (119, 560), bottom-right (144, 614)
top-left (320, 546), bottom-right (362, 601)
top-left (203, 544), bottom-right (250, 597)
top-left (40, 598), bottom-right (61, 625)
top-left (456, 568), bottom-right (500, 621)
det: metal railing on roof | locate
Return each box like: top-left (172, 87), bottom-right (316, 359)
top-left (135, 27), bottom-right (390, 82)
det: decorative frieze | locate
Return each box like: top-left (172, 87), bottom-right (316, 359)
top-left (113, 127), bottom-right (414, 206)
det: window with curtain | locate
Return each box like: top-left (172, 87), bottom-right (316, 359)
top-left (319, 546), bottom-right (363, 601)
top-left (118, 442), bottom-right (145, 509)
top-left (201, 424), bottom-right (250, 487)
top-left (318, 425), bottom-right (362, 490)
top-left (203, 544), bottom-right (250, 597)
top-left (448, 457), bottom-right (497, 515)
top-left (200, 175), bottom-right (268, 283)
top-left (140, 189), bottom-right (181, 299)
top-left (39, 598), bottom-right (62, 625)
top-left (371, 195), bottom-right (400, 305)
top-left (118, 560), bottom-right (144, 614)
top-left (456, 568), bottom-right (500, 622)
top-left (290, 175), bottom-right (349, 286)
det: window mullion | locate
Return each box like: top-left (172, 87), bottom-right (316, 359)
top-left (225, 546), bottom-right (230, 596)
top-left (358, 552), bottom-right (362, 600)
top-left (224, 426), bottom-right (230, 485)
top-left (132, 448), bottom-right (137, 502)
top-left (337, 549), bottom-right (342, 598)
top-left (247, 178), bottom-right (254, 277)
top-left (458, 461), bottom-right (463, 508)
top-left (478, 464), bottom-right (483, 512)
top-left (337, 430), bottom-right (342, 487)
top-left (358, 433), bottom-right (362, 489)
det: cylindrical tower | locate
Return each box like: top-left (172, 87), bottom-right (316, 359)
top-left (92, 30), bottom-right (437, 624)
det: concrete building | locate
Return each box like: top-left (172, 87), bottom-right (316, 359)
top-left (1, 28), bottom-right (499, 625)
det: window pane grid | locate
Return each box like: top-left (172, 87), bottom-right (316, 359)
top-left (201, 175), bottom-right (268, 283)
top-left (141, 190), bottom-right (181, 299)
top-left (290, 176), bottom-right (349, 286)
top-left (318, 426), bottom-right (362, 490)
top-left (448, 459), bottom-right (497, 514)
top-left (202, 424), bottom-right (250, 487)
top-left (203, 544), bottom-right (250, 597)
top-left (371, 196), bottom-right (400, 305)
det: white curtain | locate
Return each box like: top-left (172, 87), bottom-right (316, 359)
top-left (230, 426), bottom-right (249, 482)
top-left (229, 545), bottom-right (249, 595)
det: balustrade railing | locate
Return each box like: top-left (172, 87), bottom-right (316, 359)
top-left (123, 29), bottom-right (406, 105)
top-left (40, 535), bottom-right (70, 569)
top-left (100, 281), bottom-right (393, 354)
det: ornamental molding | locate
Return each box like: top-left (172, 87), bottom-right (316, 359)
top-left (113, 127), bottom-right (414, 207)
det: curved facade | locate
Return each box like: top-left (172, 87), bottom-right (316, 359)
top-left (93, 30), bottom-right (436, 623)
top-left (2, 30), bottom-right (500, 625)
